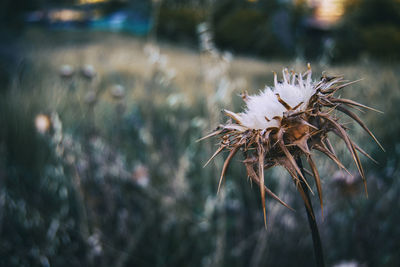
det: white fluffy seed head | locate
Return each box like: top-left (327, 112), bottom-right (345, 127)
top-left (237, 68), bottom-right (316, 129)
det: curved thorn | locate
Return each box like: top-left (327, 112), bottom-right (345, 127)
top-left (246, 162), bottom-right (294, 211)
top-left (277, 137), bottom-right (314, 194)
top-left (350, 140), bottom-right (368, 197)
top-left (258, 142), bottom-right (267, 229)
top-left (323, 115), bottom-right (368, 196)
top-left (307, 156), bottom-right (323, 218)
top-left (335, 79), bottom-right (363, 90)
top-left (353, 142), bottom-right (378, 164)
top-left (292, 101), bottom-right (304, 110)
top-left (314, 144), bottom-right (352, 176)
top-left (203, 146), bottom-right (224, 168)
top-left (300, 119), bottom-right (319, 130)
top-left (336, 105), bottom-right (385, 151)
top-left (275, 93), bottom-right (292, 110)
top-left (324, 138), bottom-right (336, 156)
top-left (283, 162), bottom-right (314, 217)
top-left (296, 179), bottom-right (315, 220)
top-left (224, 110), bottom-right (243, 125)
top-left (217, 146), bottom-right (239, 194)
top-left (196, 129), bottom-right (223, 142)
top-left (303, 167), bottom-right (314, 177)
top-left (330, 98), bottom-right (383, 114)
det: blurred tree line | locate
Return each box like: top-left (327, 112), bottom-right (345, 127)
top-left (157, 0), bottom-right (400, 62)
top-left (335, 0), bottom-right (400, 61)
top-left (157, 0), bottom-right (309, 58)
top-left (1, 0), bottom-right (400, 61)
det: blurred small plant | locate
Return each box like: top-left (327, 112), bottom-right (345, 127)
top-left (332, 170), bottom-right (362, 197)
top-left (132, 164), bottom-right (150, 188)
top-left (333, 260), bottom-right (366, 267)
top-left (81, 64), bottom-right (97, 80)
top-left (202, 64), bottom-right (383, 266)
top-left (198, 22), bottom-right (237, 105)
top-left (59, 64), bottom-right (74, 79)
top-left (144, 44), bottom-right (176, 86)
top-left (110, 84), bottom-right (126, 100)
top-left (84, 90), bottom-right (97, 106)
top-left (197, 22), bottom-right (246, 126)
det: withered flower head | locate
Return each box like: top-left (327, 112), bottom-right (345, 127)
top-left (201, 64), bottom-right (383, 226)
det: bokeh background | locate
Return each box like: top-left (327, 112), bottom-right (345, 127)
top-left (1, 0), bottom-right (399, 266)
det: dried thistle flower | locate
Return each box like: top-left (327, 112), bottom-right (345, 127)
top-left (201, 64), bottom-right (383, 227)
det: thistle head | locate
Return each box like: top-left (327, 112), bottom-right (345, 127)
top-left (201, 65), bottom-right (383, 227)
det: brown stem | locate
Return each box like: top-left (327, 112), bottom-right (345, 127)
top-left (296, 157), bottom-right (325, 267)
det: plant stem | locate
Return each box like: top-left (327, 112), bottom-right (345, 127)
top-left (296, 157), bottom-right (325, 267)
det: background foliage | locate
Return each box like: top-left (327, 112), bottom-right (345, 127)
top-left (1, 1), bottom-right (400, 267)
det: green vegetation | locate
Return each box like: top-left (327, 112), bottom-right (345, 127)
top-left (0, 30), bottom-right (399, 266)
top-left (335, 0), bottom-right (400, 61)
top-left (156, 0), bottom-right (400, 62)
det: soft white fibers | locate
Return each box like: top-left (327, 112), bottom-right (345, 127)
top-left (237, 70), bottom-right (317, 129)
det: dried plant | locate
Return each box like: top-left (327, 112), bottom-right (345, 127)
top-left (201, 64), bottom-right (383, 227)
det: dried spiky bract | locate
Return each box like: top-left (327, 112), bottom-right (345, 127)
top-left (202, 65), bottom-right (382, 227)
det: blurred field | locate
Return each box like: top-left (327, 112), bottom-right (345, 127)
top-left (1, 29), bottom-right (400, 267)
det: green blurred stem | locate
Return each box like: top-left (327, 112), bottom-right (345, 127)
top-left (296, 157), bottom-right (325, 267)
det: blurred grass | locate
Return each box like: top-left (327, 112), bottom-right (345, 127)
top-left (0, 29), bottom-right (399, 267)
